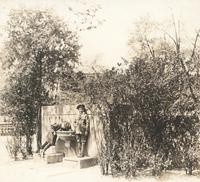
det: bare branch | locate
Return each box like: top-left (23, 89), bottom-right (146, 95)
top-left (171, 11), bottom-right (178, 45)
top-left (190, 29), bottom-right (200, 62)
top-left (170, 10), bottom-right (181, 55)
top-left (160, 29), bottom-right (177, 47)
top-left (179, 58), bottom-right (198, 103)
top-left (178, 20), bottom-right (181, 47)
top-left (121, 57), bottom-right (130, 64)
top-left (170, 11), bottom-right (198, 103)
top-left (144, 36), bottom-right (155, 58)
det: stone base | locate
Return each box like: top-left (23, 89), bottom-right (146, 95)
top-left (33, 153), bottom-right (41, 159)
top-left (63, 156), bottom-right (97, 168)
top-left (45, 153), bottom-right (64, 164)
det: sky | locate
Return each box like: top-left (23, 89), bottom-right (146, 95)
top-left (0, 0), bottom-right (200, 72)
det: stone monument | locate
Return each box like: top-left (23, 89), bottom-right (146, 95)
top-left (41, 104), bottom-right (99, 168)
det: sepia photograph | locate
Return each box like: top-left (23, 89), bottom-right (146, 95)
top-left (0, 0), bottom-right (200, 181)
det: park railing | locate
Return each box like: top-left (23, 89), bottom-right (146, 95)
top-left (0, 122), bottom-right (14, 136)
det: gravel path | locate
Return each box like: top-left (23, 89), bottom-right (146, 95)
top-left (0, 136), bottom-right (200, 182)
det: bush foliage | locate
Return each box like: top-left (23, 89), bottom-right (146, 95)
top-left (84, 21), bottom-right (200, 176)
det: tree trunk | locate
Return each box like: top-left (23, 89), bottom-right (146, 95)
top-left (36, 52), bottom-right (43, 152)
top-left (26, 134), bottom-right (32, 155)
top-left (36, 101), bottom-right (42, 152)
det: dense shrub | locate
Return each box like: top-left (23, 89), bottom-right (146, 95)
top-left (84, 23), bottom-right (200, 176)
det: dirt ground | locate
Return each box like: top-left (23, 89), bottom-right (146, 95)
top-left (1, 136), bottom-right (200, 182)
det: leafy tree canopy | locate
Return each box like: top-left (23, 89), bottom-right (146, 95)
top-left (1, 9), bottom-right (81, 152)
top-left (4, 9), bottom-right (80, 90)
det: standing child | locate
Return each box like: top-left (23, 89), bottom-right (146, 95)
top-left (74, 104), bottom-right (89, 157)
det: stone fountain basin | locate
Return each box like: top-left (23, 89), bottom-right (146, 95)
top-left (56, 131), bottom-right (75, 141)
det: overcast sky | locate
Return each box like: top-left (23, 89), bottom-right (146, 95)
top-left (0, 0), bottom-right (200, 72)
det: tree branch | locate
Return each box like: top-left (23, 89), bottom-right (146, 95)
top-left (190, 29), bottom-right (200, 62)
top-left (170, 13), bottom-right (198, 104)
top-left (144, 36), bottom-right (155, 58)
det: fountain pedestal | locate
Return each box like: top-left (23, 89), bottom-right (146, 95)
top-left (45, 131), bottom-right (76, 164)
top-left (45, 130), bottom-right (98, 168)
top-left (56, 131), bottom-right (75, 147)
top-left (55, 130), bottom-right (76, 156)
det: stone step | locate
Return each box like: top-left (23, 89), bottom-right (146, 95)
top-left (63, 156), bottom-right (97, 169)
top-left (45, 153), bottom-right (64, 164)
